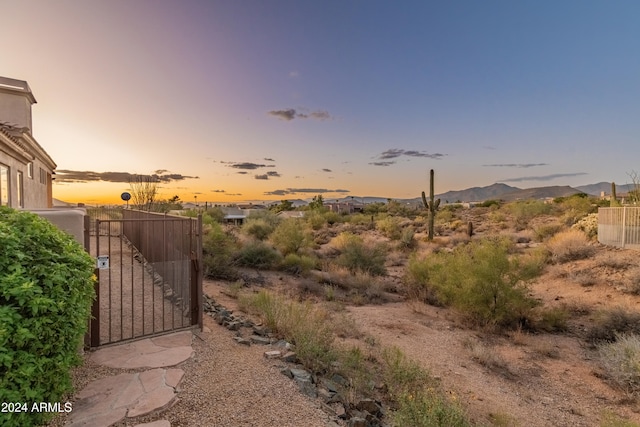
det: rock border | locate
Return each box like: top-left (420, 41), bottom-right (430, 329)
top-left (203, 295), bottom-right (389, 427)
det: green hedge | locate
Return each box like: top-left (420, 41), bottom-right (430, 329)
top-left (0, 207), bottom-right (95, 426)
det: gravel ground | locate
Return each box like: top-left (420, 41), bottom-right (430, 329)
top-left (47, 314), bottom-right (333, 427)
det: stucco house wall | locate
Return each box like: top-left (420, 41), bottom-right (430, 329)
top-left (0, 76), bottom-right (56, 209)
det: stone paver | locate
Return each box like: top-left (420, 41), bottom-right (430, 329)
top-left (69, 368), bottom-right (183, 426)
top-left (69, 331), bottom-right (193, 426)
top-left (91, 331), bottom-right (194, 369)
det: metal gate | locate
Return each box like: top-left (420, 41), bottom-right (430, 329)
top-left (88, 209), bottom-right (202, 347)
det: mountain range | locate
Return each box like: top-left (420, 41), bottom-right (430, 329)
top-left (335, 182), bottom-right (637, 205)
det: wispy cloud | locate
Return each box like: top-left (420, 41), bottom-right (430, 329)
top-left (369, 161), bottom-right (396, 167)
top-left (498, 172), bottom-right (588, 183)
top-left (211, 189), bottom-right (225, 193)
top-left (226, 162), bottom-right (273, 170)
top-left (264, 158), bottom-right (275, 162)
top-left (264, 188), bottom-right (349, 196)
top-left (483, 163), bottom-right (549, 168)
top-left (322, 168), bottom-right (332, 172)
top-left (255, 171), bottom-right (281, 180)
top-left (268, 108), bottom-right (332, 121)
top-left (374, 148), bottom-right (445, 162)
top-left (289, 70), bottom-right (299, 78)
top-left (55, 170), bottom-right (198, 184)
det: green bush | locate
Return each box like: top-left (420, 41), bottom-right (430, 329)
top-left (405, 237), bottom-right (539, 328)
top-left (336, 234), bottom-right (387, 276)
top-left (280, 253), bottom-right (317, 275)
top-left (202, 222), bottom-right (239, 279)
top-left (234, 240), bottom-right (282, 269)
top-left (506, 200), bottom-right (553, 229)
top-left (533, 223), bottom-right (564, 242)
top-left (556, 194), bottom-right (596, 226)
top-left (270, 219), bottom-right (311, 256)
top-left (0, 207), bottom-right (95, 427)
top-left (242, 218), bottom-right (275, 240)
top-left (376, 216), bottom-right (402, 240)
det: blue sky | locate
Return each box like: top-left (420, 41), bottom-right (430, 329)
top-left (2, 1), bottom-right (639, 204)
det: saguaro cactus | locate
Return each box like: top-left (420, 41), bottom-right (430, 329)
top-left (421, 169), bottom-right (440, 241)
top-left (611, 182), bottom-right (620, 207)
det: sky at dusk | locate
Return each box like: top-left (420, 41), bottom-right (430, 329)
top-left (2, 1), bottom-right (640, 205)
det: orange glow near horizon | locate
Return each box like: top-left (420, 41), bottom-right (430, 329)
top-left (53, 181), bottom-right (295, 205)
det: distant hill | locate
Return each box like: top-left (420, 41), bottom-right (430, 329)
top-left (435, 183), bottom-right (521, 203)
top-left (499, 185), bottom-right (583, 201)
top-left (575, 182), bottom-right (634, 196)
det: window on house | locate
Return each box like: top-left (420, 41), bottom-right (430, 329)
top-left (27, 162), bottom-right (33, 178)
top-left (17, 171), bottom-right (24, 208)
top-left (39, 167), bottom-right (46, 185)
top-left (0, 164), bottom-right (9, 206)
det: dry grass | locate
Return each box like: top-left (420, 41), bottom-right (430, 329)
top-left (463, 338), bottom-right (511, 376)
top-left (546, 229), bottom-right (595, 263)
top-left (598, 334), bottom-right (640, 397)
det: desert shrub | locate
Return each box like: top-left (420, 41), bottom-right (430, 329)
top-left (382, 347), bottom-right (470, 427)
top-left (588, 308), bottom-right (640, 343)
top-left (435, 208), bottom-right (456, 225)
top-left (318, 265), bottom-right (386, 304)
top-left (241, 218), bottom-right (275, 240)
top-left (517, 247), bottom-right (549, 280)
top-left (600, 411), bottom-right (640, 427)
top-left (398, 227), bottom-right (416, 250)
top-left (234, 240), bottom-right (282, 269)
top-left (335, 234), bottom-right (387, 276)
top-left (557, 194), bottom-right (596, 226)
top-left (203, 222), bottom-right (239, 279)
top-left (506, 200), bottom-right (553, 229)
top-left (280, 253), bottom-right (317, 275)
top-left (323, 211), bottom-right (341, 225)
top-left (533, 223), bottom-right (564, 241)
top-left (571, 212), bottom-right (598, 240)
top-left (239, 290), bottom-right (336, 372)
top-left (405, 237), bottom-right (539, 328)
top-left (246, 209), bottom-right (280, 226)
top-left (349, 213), bottom-right (375, 225)
top-left (546, 229), bottom-right (595, 263)
top-left (305, 210), bottom-right (326, 230)
top-left (330, 232), bottom-right (360, 251)
top-left (598, 334), bottom-right (640, 396)
top-left (0, 207), bottom-right (95, 427)
top-left (463, 338), bottom-right (510, 373)
top-left (625, 268), bottom-right (640, 295)
top-left (534, 307), bottom-right (570, 332)
top-left (270, 219), bottom-right (311, 256)
top-left (376, 216), bottom-right (402, 240)
top-left (478, 199), bottom-right (501, 208)
top-left (204, 206), bottom-right (226, 223)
